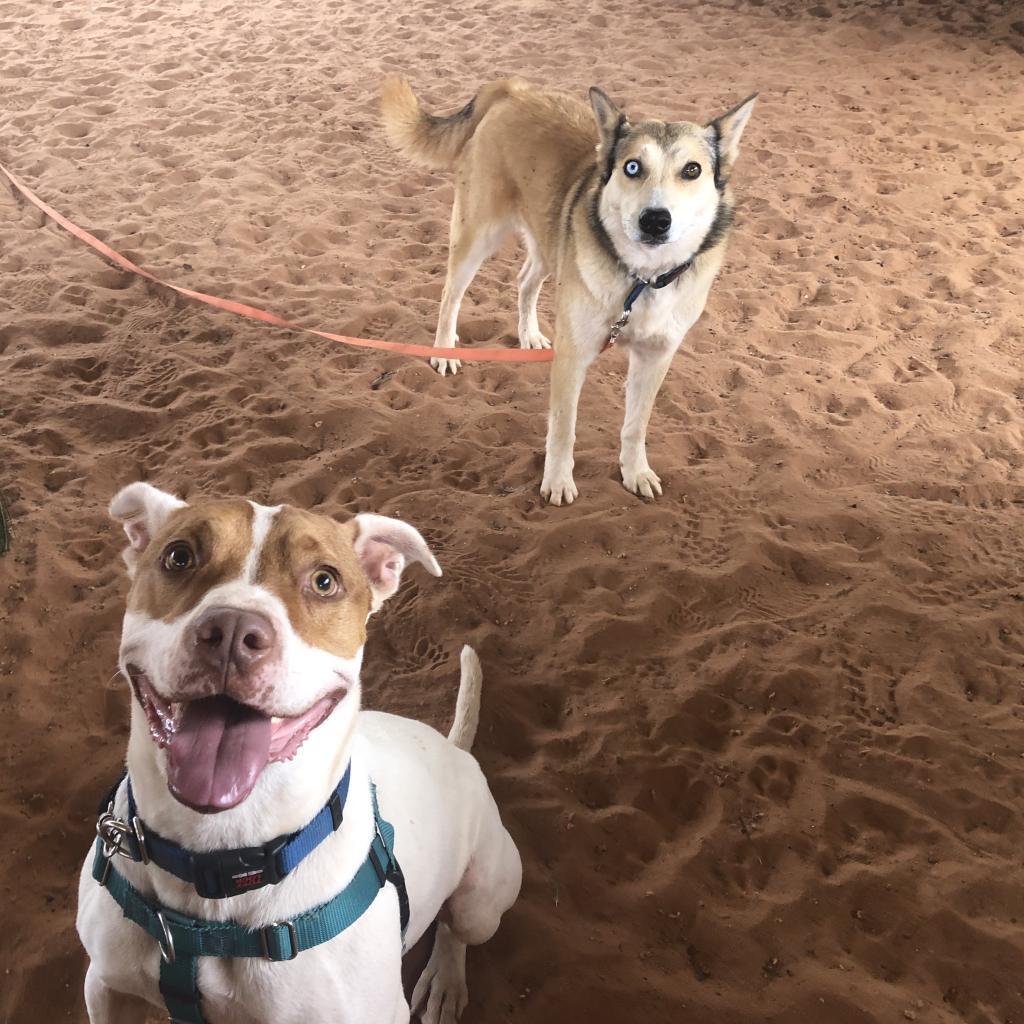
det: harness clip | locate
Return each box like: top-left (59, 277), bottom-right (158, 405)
top-left (606, 310), bottom-right (631, 349)
top-left (191, 838), bottom-right (287, 900)
top-left (96, 808), bottom-right (137, 861)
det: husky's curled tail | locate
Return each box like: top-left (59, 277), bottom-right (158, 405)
top-left (381, 76), bottom-right (518, 170)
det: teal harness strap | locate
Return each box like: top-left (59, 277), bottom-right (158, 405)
top-left (159, 957), bottom-right (203, 1024)
top-left (92, 783), bottom-right (407, 1024)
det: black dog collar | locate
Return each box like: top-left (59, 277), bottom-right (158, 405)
top-left (605, 259), bottom-right (693, 349)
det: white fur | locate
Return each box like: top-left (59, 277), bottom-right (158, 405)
top-left (109, 482), bottom-right (187, 575)
top-left (599, 140), bottom-right (720, 271)
top-left (241, 501), bottom-right (282, 582)
top-left (120, 579), bottom-right (363, 719)
top-left (78, 490), bottom-right (521, 1024)
top-left (354, 513), bottom-right (443, 611)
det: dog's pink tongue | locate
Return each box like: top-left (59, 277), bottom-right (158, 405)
top-left (166, 697), bottom-right (272, 813)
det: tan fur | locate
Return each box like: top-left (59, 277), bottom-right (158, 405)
top-left (256, 510), bottom-right (371, 658)
top-left (380, 76), bottom-right (521, 171)
top-left (382, 77), bottom-right (756, 504)
top-left (128, 501), bottom-right (254, 621)
top-left (128, 501), bottom-right (373, 658)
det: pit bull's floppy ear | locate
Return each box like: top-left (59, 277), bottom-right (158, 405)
top-left (354, 513), bottom-right (442, 611)
top-left (109, 482), bottom-right (187, 575)
top-left (707, 93), bottom-right (757, 186)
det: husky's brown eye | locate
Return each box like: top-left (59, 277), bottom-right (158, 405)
top-left (309, 567), bottom-right (342, 598)
top-left (623, 159), bottom-right (642, 178)
top-left (682, 161), bottom-right (702, 180)
top-left (161, 542), bottom-right (195, 573)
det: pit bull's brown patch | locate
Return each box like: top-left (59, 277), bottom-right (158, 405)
top-left (128, 501), bottom-right (254, 621)
top-left (126, 501), bottom-right (371, 658)
top-left (255, 509), bottom-right (371, 659)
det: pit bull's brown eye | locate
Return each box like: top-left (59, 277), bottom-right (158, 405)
top-left (310, 567), bottom-right (341, 598)
top-left (682, 161), bottom-right (702, 180)
top-left (161, 542), bottom-right (195, 573)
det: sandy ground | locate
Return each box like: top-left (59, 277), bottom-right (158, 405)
top-left (2, 0), bottom-right (1024, 1021)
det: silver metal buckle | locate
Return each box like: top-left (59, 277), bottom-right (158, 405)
top-left (260, 920), bottom-right (299, 961)
top-left (96, 809), bottom-right (135, 860)
top-left (606, 309), bottom-right (631, 348)
top-left (155, 910), bottom-right (176, 964)
top-left (131, 816), bottom-right (150, 865)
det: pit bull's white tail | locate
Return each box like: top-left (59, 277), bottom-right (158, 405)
top-left (448, 646), bottom-right (482, 751)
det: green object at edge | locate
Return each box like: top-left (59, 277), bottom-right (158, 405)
top-left (0, 492), bottom-right (10, 556)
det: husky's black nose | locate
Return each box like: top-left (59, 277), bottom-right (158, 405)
top-left (639, 207), bottom-right (672, 239)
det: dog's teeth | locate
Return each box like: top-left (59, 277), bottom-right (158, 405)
top-left (271, 716), bottom-right (283, 726)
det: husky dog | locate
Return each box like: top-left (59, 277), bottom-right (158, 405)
top-left (381, 77), bottom-right (755, 505)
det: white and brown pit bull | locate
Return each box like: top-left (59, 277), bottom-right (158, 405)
top-left (77, 483), bottom-right (521, 1024)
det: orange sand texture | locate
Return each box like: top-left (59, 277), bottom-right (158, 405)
top-left (2, 1), bottom-right (1023, 1022)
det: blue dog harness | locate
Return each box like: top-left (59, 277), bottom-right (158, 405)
top-left (96, 768), bottom-right (353, 899)
top-left (93, 773), bottom-right (409, 1024)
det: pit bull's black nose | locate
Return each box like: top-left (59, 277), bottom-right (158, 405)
top-left (639, 207), bottom-right (672, 239)
top-left (193, 607), bottom-right (276, 675)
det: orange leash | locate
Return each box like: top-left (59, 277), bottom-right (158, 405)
top-left (0, 163), bottom-right (554, 364)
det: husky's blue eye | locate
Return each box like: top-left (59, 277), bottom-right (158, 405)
top-left (682, 161), bottom-right (702, 180)
top-left (623, 159), bottom-right (642, 178)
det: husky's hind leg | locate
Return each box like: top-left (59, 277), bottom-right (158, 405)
top-left (516, 230), bottom-right (551, 351)
top-left (432, 200), bottom-right (512, 377)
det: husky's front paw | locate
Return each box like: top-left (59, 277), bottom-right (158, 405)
top-left (430, 355), bottom-right (462, 376)
top-left (621, 463), bottom-right (662, 499)
top-left (431, 337), bottom-right (462, 376)
top-left (412, 925), bottom-right (468, 1024)
top-left (519, 330), bottom-right (552, 351)
top-left (540, 471), bottom-right (578, 506)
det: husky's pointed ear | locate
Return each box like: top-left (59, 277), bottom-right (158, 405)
top-left (707, 93), bottom-right (757, 188)
top-left (354, 514), bottom-right (442, 612)
top-left (109, 483), bottom-right (187, 576)
top-left (590, 87), bottom-right (628, 182)
top-left (589, 87), bottom-right (623, 143)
